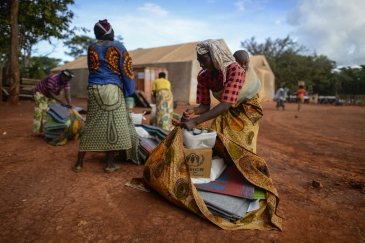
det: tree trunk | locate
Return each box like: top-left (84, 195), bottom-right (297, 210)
top-left (8, 0), bottom-right (20, 105)
top-left (0, 59), bottom-right (4, 104)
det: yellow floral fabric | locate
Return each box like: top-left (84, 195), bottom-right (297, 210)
top-left (210, 94), bottom-right (263, 153)
top-left (32, 92), bottom-right (56, 133)
top-left (47, 108), bottom-right (84, 146)
top-left (142, 126), bottom-right (282, 230)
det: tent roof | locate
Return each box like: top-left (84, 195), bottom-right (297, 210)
top-left (130, 39), bottom-right (230, 65)
top-left (51, 39), bottom-right (230, 71)
top-left (249, 55), bottom-right (273, 72)
top-left (52, 56), bottom-right (87, 71)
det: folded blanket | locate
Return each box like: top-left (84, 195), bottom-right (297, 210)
top-left (253, 187), bottom-right (266, 199)
top-left (45, 129), bottom-right (65, 139)
top-left (195, 165), bottom-right (256, 199)
top-left (45, 133), bottom-right (61, 139)
top-left (191, 156), bottom-right (227, 184)
top-left (135, 127), bottom-right (155, 138)
top-left (45, 128), bottom-right (64, 135)
top-left (47, 108), bottom-right (84, 146)
top-left (140, 138), bottom-right (159, 153)
top-left (45, 119), bottom-right (70, 130)
top-left (48, 104), bottom-right (71, 123)
top-left (198, 190), bottom-right (250, 221)
top-left (46, 109), bottom-right (68, 124)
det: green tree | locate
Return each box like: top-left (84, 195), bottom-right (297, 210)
top-left (63, 34), bottom-right (123, 59)
top-left (337, 66), bottom-right (365, 95)
top-left (64, 35), bottom-right (95, 58)
top-left (0, 1), bottom-right (11, 103)
top-left (240, 36), bottom-right (337, 95)
top-left (242, 36), bottom-right (306, 61)
top-left (8, 0), bottom-right (20, 104)
top-left (2, 0), bottom-right (78, 104)
top-left (22, 56), bottom-right (62, 79)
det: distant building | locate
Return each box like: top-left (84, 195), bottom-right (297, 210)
top-left (51, 39), bottom-right (275, 104)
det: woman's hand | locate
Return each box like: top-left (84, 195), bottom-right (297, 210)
top-left (180, 118), bottom-right (199, 130)
top-left (181, 108), bottom-right (195, 122)
top-left (60, 101), bottom-right (68, 106)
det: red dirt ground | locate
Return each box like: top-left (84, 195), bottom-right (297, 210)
top-left (0, 99), bottom-right (364, 243)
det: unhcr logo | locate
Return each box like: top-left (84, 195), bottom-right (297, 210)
top-left (185, 153), bottom-right (204, 167)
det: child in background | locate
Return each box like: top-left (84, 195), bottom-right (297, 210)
top-left (297, 85), bottom-right (306, 111)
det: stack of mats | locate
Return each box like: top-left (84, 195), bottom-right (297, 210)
top-left (195, 166), bottom-right (266, 200)
top-left (133, 125), bottom-right (266, 221)
top-left (45, 104), bottom-right (71, 140)
top-left (134, 124), bottom-right (169, 163)
top-left (198, 191), bottom-right (251, 222)
top-left (195, 165), bottom-right (266, 222)
top-left (45, 104), bottom-right (85, 146)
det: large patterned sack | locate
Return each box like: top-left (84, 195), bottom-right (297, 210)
top-left (48, 108), bottom-right (84, 146)
top-left (143, 126), bottom-right (282, 230)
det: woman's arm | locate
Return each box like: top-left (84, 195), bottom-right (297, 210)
top-left (64, 89), bottom-right (72, 107)
top-left (47, 89), bottom-right (67, 106)
top-left (180, 102), bottom-right (231, 130)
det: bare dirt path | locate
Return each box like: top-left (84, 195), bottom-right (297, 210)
top-left (0, 99), bottom-right (364, 243)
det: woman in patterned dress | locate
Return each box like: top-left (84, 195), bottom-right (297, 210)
top-left (151, 72), bottom-right (174, 131)
top-left (32, 70), bottom-right (74, 133)
top-left (180, 39), bottom-right (262, 153)
top-left (72, 19), bottom-right (138, 173)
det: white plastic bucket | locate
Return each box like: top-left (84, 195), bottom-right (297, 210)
top-left (149, 104), bottom-right (156, 125)
top-left (131, 112), bottom-right (146, 124)
top-left (182, 128), bottom-right (217, 149)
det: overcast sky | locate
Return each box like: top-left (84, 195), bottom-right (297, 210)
top-left (35, 0), bottom-right (365, 67)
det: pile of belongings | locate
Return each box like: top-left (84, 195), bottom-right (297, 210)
top-left (45, 104), bottom-right (85, 146)
top-left (192, 161), bottom-right (265, 222)
top-left (134, 124), bottom-right (169, 162)
top-left (127, 126), bottom-right (282, 230)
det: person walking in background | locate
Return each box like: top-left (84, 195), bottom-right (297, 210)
top-left (274, 87), bottom-right (287, 110)
top-left (180, 40), bottom-right (262, 153)
top-left (32, 69), bottom-right (74, 133)
top-left (297, 85), bottom-right (306, 111)
top-left (151, 72), bottom-right (174, 131)
top-left (72, 19), bottom-right (138, 173)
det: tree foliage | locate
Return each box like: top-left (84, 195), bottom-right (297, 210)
top-left (242, 36), bottom-right (306, 61)
top-left (336, 65), bottom-right (365, 95)
top-left (63, 34), bottom-right (124, 58)
top-left (64, 35), bottom-right (95, 58)
top-left (1, 0), bottom-right (78, 104)
top-left (240, 36), bottom-right (364, 95)
top-left (8, 0), bottom-right (20, 104)
top-left (21, 56), bottom-right (62, 79)
top-left (0, 1), bottom-right (11, 102)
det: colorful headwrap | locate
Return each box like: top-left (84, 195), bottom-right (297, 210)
top-left (196, 39), bottom-right (236, 83)
top-left (94, 19), bottom-right (114, 41)
top-left (61, 69), bottom-right (74, 78)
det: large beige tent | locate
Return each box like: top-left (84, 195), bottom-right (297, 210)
top-left (51, 39), bottom-right (275, 104)
top-left (249, 55), bottom-right (275, 100)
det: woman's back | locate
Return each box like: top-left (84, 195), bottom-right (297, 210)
top-left (87, 41), bottom-right (134, 97)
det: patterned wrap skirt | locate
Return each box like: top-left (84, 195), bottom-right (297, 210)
top-left (32, 92), bottom-right (56, 133)
top-left (211, 94), bottom-right (263, 153)
top-left (154, 88), bottom-right (174, 131)
top-left (79, 84), bottom-right (133, 152)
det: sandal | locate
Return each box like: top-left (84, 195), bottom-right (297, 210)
top-left (72, 165), bottom-right (82, 173)
top-left (104, 164), bottom-right (121, 173)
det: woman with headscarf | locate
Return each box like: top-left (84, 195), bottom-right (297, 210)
top-left (32, 69), bottom-right (74, 133)
top-left (180, 39), bottom-right (262, 153)
top-left (151, 71), bottom-right (174, 131)
top-left (143, 40), bottom-right (281, 229)
top-left (72, 19), bottom-right (139, 173)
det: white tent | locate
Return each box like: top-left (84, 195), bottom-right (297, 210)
top-left (51, 39), bottom-right (275, 104)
